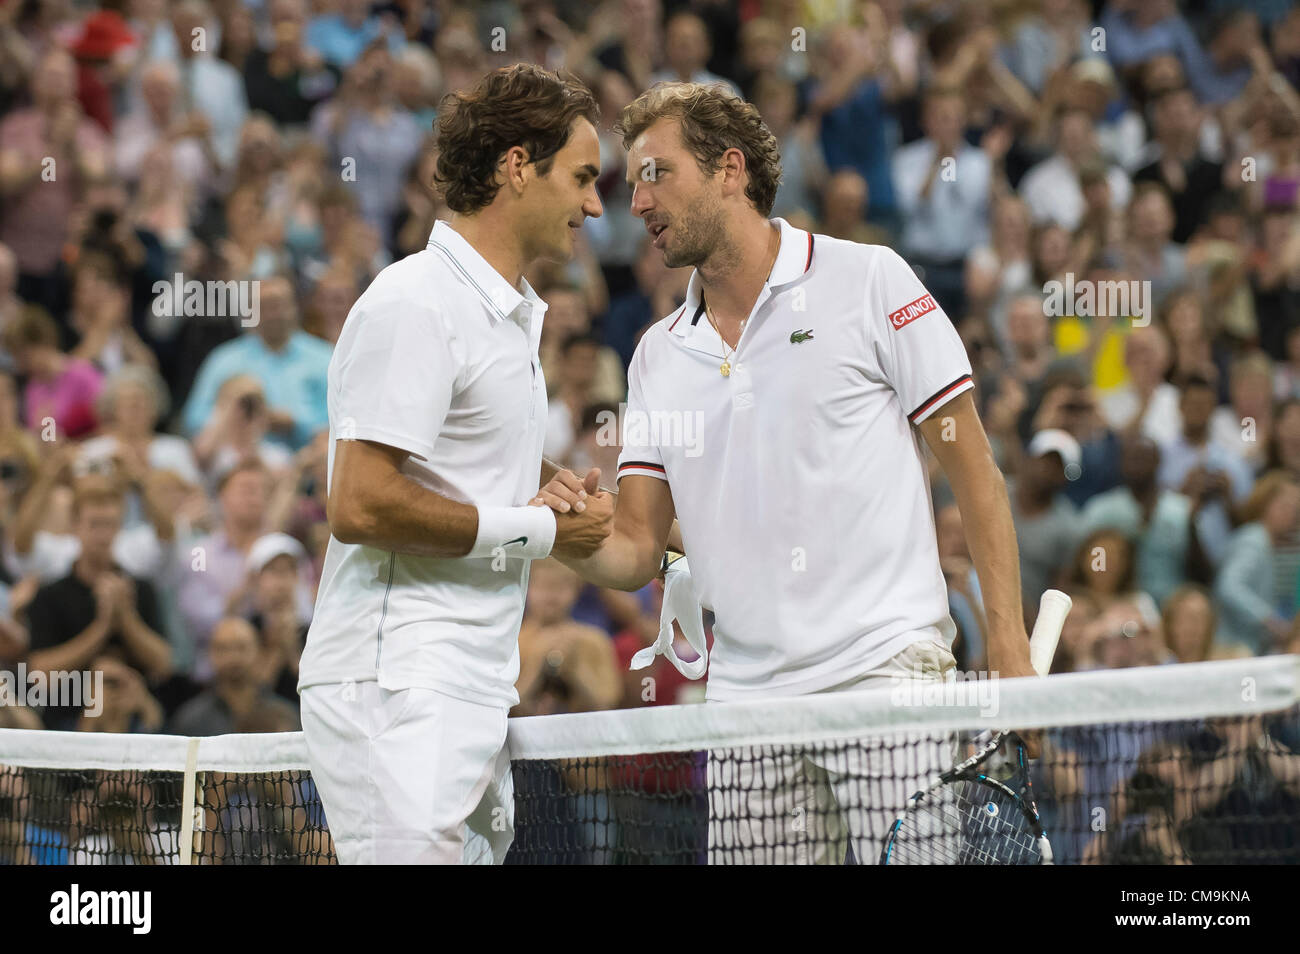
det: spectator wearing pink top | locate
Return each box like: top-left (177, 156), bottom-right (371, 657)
top-left (2, 306), bottom-right (103, 441)
top-left (0, 49), bottom-right (109, 314)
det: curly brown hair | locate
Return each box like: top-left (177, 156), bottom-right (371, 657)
top-left (615, 82), bottom-right (782, 217)
top-left (433, 64), bottom-right (599, 214)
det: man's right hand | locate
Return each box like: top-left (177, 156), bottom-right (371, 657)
top-left (551, 489), bottom-right (614, 559)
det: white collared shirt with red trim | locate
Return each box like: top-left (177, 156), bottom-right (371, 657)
top-left (617, 218), bottom-right (973, 700)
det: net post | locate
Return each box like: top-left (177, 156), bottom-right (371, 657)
top-left (179, 737), bottom-right (200, 865)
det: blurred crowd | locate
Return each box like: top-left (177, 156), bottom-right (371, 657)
top-left (0, 0), bottom-right (1297, 753)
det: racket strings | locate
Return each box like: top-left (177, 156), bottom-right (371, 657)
top-left (886, 780), bottom-right (1043, 865)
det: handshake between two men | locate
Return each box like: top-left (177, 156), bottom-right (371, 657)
top-left (529, 467), bottom-right (615, 561)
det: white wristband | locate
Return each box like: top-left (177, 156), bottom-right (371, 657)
top-left (469, 505), bottom-right (557, 561)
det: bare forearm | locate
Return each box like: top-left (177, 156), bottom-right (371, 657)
top-left (554, 526), bottom-right (657, 590)
top-left (330, 468), bottom-right (480, 557)
top-left (12, 477), bottom-right (57, 554)
top-left (952, 466), bottom-right (1030, 671)
top-left (118, 611), bottom-right (172, 680)
top-left (28, 619), bottom-right (109, 674)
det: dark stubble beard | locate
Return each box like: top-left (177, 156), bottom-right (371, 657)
top-left (662, 189), bottom-right (727, 269)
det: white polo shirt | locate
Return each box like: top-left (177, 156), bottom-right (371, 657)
top-left (617, 218), bottom-right (973, 701)
top-left (298, 220), bottom-right (550, 708)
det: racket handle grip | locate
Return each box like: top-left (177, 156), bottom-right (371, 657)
top-left (1029, 589), bottom-right (1072, 678)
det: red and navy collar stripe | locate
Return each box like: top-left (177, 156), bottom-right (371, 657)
top-left (679, 232), bottom-right (816, 330)
top-left (908, 374), bottom-right (973, 424)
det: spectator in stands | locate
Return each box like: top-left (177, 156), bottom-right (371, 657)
top-left (1080, 435), bottom-right (1203, 609)
top-left (1122, 182), bottom-right (1186, 310)
top-left (515, 559), bottom-right (621, 717)
top-left (650, 11), bottom-right (739, 96)
top-left (1019, 105), bottom-right (1132, 230)
top-left (567, 402), bottom-right (621, 488)
top-left (25, 478), bottom-right (172, 729)
top-left (1267, 399), bottom-right (1300, 478)
top-left (1211, 351), bottom-right (1275, 471)
top-left (892, 86), bottom-right (992, 318)
top-left (113, 58), bottom-right (216, 193)
top-left (545, 334), bottom-right (621, 468)
top-left (1161, 288), bottom-right (1229, 388)
top-left (305, 0), bottom-right (402, 70)
top-left (69, 772), bottom-right (178, 863)
top-left (181, 275), bottom-right (330, 451)
top-left (1066, 527), bottom-right (1159, 640)
top-left (192, 373), bottom-right (293, 482)
top-left (1008, 429), bottom-right (1082, 617)
top-left (302, 268), bottom-right (358, 345)
top-left (243, 0), bottom-right (339, 128)
top-left (9, 440), bottom-right (174, 586)
top-left (1099, 324), bottom-right (1181, 446)
top-left (168, 616), bottom-right (299, 735)
top-left (809, 26), bottom-right (897, 226)
top-left (81, 365), bottom-right (200, 489)
top-left (1161, 583), bottom-right (1219, 663)
top-left (244, 532), bottom-right (310, 706)
top-left (817, 169), bottom-right (891, 248)
top-left (1214, 470), bottom-right (1300, 654)
top-left (0, 762), bottom-right (68, 863)
top-left (77, 653), bottom-right (164, 733)
top-left (67, 255), bottom-right (157, 375)
top-left (1000, 294), bottom-right (1054, 390)
top-left (312, 44), bottom-right (424, 238)
top-left (753, 72), bottom-right (824, 226)
top-left (967, 196), bottom-right (1034, 344)
top-left (175, 458), bottom-right (275, 682)
top-left (0, 48), bottom-right (109, 315)
top-left (1132, 85), bottom-right (1226, 243)
top-left (587, 0), bottom-right (664, 93)
top-left (1158, 373), bottom-right (1255, 566)
top-left (165, 0), bottom-right (247, 170)
top-left (4, 305), bottom-right (103, 440)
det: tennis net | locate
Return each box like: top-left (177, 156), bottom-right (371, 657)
top-left (1, 656), bottom-right (1298, 864)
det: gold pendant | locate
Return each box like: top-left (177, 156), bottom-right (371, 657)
top-left (720, 361), bottom-right (731, 377)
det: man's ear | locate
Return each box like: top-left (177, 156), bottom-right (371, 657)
top-left (500, 145), bottom-right (532, 196)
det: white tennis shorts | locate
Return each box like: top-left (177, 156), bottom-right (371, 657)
top-left (707, 638), bottom-right (959, 865)
top-left (300, 681), bottom-right (514, 865)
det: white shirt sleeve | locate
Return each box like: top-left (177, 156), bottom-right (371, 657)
top-left (616, 342), bottom-right (668, 482)
top-left (332, 300), bottom-right (460, 461)
top-left (865, 247), bottom-right (975, 425)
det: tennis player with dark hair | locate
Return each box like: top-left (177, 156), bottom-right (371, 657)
top-left (539, 82), bottom-right (1036, 863)
top-left (298, 64), bottom-right (613, 864)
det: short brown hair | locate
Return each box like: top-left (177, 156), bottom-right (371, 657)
top-left (1237, 469), bottom-right (1298, 525)
top-left (433, 64), bottom-right (599, 214)
top-left (3, 305), bottom-right (60, 352)
top-left (216, 455), bottom-right (272, 493)
top-left (617, 82), bottom-right (782, 216)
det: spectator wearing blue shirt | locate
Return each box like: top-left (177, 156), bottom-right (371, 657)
top-left (1214, 470), bottom-right (1300, 654)
top-left (305, 0), bottom-right (403, 69)
top-left (1100, 0), bottom-right (1203, 72)
top-left (810, 29), bottom-right (896, 227)
top-left (181, 276), bottom-right (331, 450)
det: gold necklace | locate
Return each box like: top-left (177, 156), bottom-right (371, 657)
top-left (702, 223), bottom-right (780, 377)
top-left (704, 300), bottom-right (744, 377)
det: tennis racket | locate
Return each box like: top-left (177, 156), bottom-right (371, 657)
top-left (878, 589), bottom-right (1072, 865)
